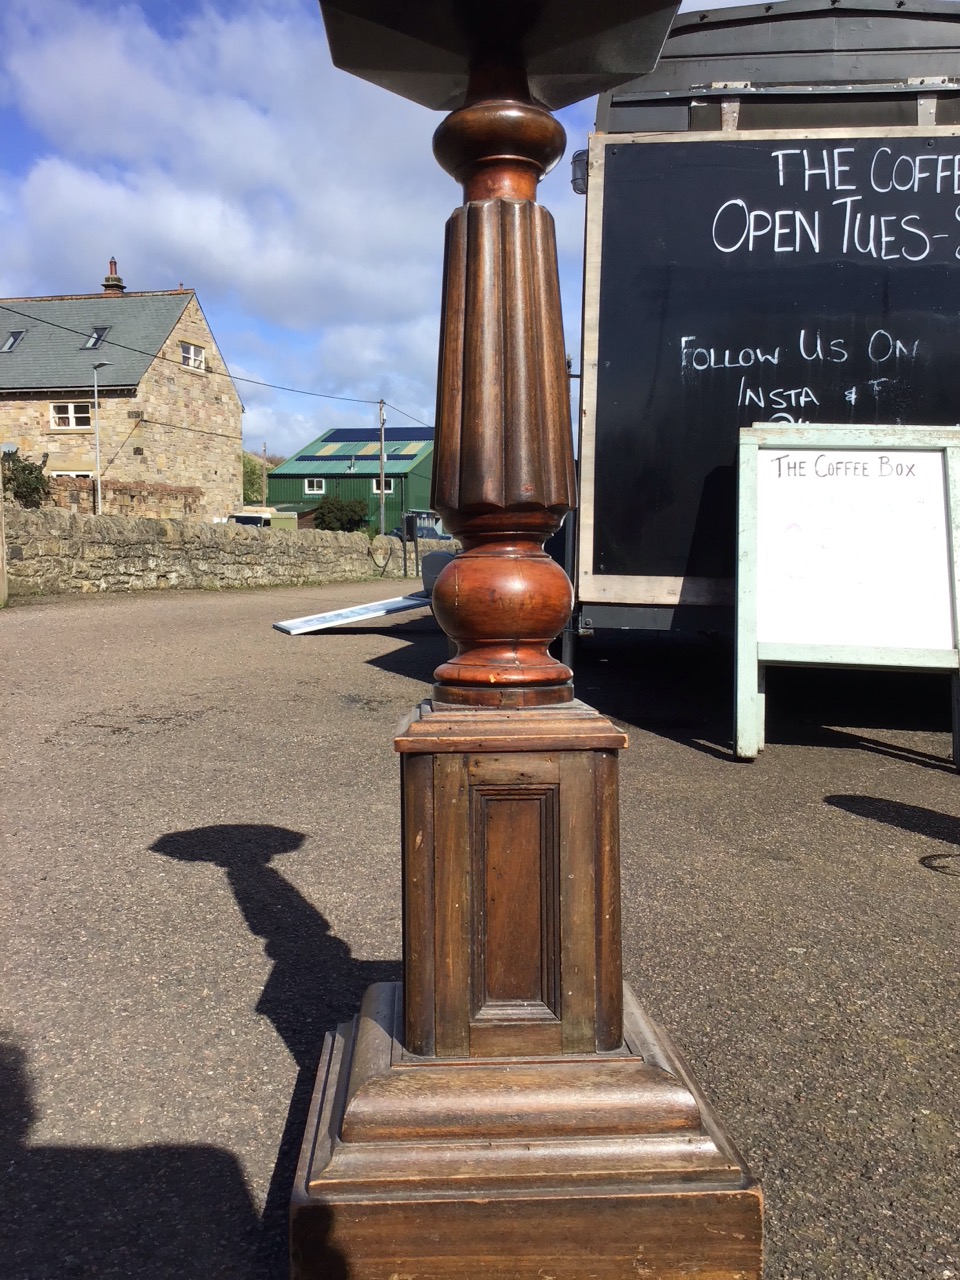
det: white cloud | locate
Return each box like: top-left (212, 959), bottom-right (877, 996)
top-left (0, 0), bottom-right (597, 454)
top-left (8, 0), bottom-right (956, 459)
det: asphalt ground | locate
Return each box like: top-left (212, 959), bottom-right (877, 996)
top-left (1, 582), bottom-right (957, 1280)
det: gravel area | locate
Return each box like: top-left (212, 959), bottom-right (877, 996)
top-left (1, 585), bottom-right (957, 1279)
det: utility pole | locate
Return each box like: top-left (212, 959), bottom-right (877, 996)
top-left (261, 442), bottom-right (267, 507)
top-left (378, 399), bottom-right (386, 536)
top-left (92, 361), bottom-right (112, 515)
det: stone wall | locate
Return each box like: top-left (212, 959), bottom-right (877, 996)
top-left (3, 504), bottom-right (450, 597)
top-left (47, 474), bottom-right (205, 519)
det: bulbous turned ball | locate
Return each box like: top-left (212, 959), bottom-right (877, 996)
top-left (433, 100), bottom-right (566, 199)
top-left (432, 546), bottom-right (573, 645)
top-left (431, 545), bottom-right (574, 700)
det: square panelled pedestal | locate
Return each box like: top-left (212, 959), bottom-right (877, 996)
top-left (290, 702), bottom-right (762, 1279)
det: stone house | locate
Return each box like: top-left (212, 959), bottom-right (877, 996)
top-left (0, 261), bottom-right (243, 519)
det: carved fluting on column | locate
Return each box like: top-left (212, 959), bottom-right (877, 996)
top-left (429, 98), bottom-right (578, 707)
top-left (433, 200), bottom-right (575, 519)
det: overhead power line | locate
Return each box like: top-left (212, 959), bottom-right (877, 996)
top-left (382, 400), bottom-right (434, 429)
top-left (0, 301), bottom-right (436, 425)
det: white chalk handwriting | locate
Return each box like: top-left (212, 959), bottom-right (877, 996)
top-left (710, 144), bottom-right (960, 260)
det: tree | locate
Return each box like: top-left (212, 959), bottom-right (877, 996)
top-left (313, 495), bottom-right (370, 532)
top-left (242, 452), bottom-right (264, 504)
top-left (1, 450), bottom-right (49, 509)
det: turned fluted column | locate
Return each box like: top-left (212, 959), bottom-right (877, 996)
top-left (429, 77), bottom-right (577, 707)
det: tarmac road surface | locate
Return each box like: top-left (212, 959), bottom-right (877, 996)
top-left (1, 582), bottom-right (957, 1279)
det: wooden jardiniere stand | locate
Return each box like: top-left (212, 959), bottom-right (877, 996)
top-left (291, 4), bottom-right (763, 1275)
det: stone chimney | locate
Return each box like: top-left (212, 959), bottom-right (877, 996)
top-left (102, 257), bottom-right (126, 295)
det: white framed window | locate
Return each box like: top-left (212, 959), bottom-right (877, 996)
top-left (180, 341), bottom-right (206, 371)
top-left (49, 402), bottom-right (92, 431)
top-left (372, 476), bottom-right (394, 494)
top-left (1, 330), bottom-right (24, 352)
top-left (304, 478), bottom-right (325, 495)
top-left (83, 326), bottom-right (110, 350)
top-left (50, 470), bottom-right (93, 478)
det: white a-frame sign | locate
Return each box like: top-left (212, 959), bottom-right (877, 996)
top-left (735, 424), bottom-right (960, 765)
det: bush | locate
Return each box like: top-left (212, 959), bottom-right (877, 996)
top-left (1, 450), bottom-right (49, 509)
top-left (242, 452), bottom-right (264, 504)
top-left (313, 495), bottom-right (370, 532)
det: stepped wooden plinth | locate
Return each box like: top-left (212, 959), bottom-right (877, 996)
top-left (291, 981), bottom-right (760, 1279)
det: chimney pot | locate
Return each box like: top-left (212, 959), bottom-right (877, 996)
top-left (102, 257), bottom-right (126, 295)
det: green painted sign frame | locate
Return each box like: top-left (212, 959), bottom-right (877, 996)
top-left (735, 423), bottom-right (960, 765)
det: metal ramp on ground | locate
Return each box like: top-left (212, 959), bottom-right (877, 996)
top-left (273, 592), bottom-right (431, 636)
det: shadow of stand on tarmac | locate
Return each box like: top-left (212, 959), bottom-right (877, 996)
top-left (0, 1035), bottom-right (273, 1280)
top-left (824, 795), bottom-right (960, 874)
top-left (151, 823), bottom-right (399, 1278)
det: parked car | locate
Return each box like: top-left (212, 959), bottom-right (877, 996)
top-left (227, 507), bottom-right (298, 531)
top-left (388, 517), bottom-right (452, 541)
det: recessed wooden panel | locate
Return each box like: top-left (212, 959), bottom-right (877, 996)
top-left (395, 705), bottom-right (628, 1059)
top-left (469, 782), bottom-right (561, 1024)
top-left (477, 792), bottom-right (546, 1003)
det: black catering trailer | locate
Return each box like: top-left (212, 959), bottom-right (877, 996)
top-left (573, 0), bottom-right (960, 640)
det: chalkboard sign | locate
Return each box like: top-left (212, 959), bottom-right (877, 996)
top-left (735, 423), bottom-right (960, 763)
top-left (579, 130), bottom-right (960, 609)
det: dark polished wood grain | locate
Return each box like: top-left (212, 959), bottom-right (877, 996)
top-left (429, 82), bottom-right (577, 707)
top-left (595, 747), bottom-right (625, 1046)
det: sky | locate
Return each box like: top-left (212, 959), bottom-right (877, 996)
top-left (0, 0), bottom-right (720, 459)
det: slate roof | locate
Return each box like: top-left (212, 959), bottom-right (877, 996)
top-left (271, 426), bottom-right (434, 477)
top-left (0, 292), bottom-right (193, 392)
top-left (321, 426), bottom-right (435, 443)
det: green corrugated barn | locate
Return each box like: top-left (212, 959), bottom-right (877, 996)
top-left (266, 425), bottom-right (434, 531)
